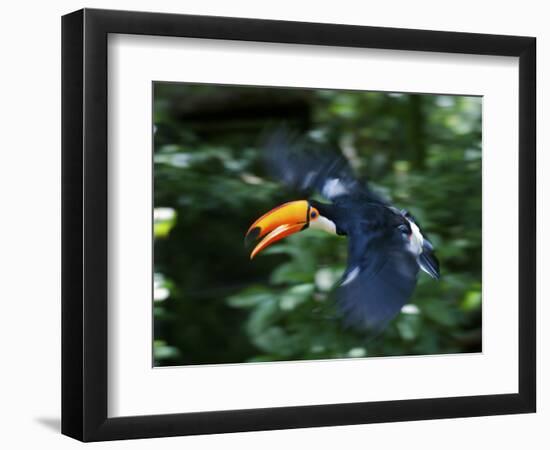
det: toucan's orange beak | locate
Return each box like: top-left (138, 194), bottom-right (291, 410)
top-left (245, 200), bottom-right (309, 259)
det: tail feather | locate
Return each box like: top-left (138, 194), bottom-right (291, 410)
top-left (419, 250), bottom-right (440, 279)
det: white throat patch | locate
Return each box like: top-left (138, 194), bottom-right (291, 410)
top-left (309, 215), bottom-right (337, 235)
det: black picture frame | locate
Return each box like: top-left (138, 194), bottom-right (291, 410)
top-left (61, 8), bottom-right (536, 442)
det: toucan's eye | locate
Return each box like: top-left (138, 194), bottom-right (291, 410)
top-left (310, 210), bottom-right (318, 219)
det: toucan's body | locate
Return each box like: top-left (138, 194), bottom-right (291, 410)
top-left (245, 130), bottom-right (440, 333)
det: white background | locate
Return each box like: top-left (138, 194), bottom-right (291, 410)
top-left (109, 36), bottom-right (518, 417)
top-left (0, 0), bottom-right (547, 449)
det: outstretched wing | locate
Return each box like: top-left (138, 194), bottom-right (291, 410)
top-left (337, 226), bottom-right (419, 333)
top-left (262, 128), bottom-right (385, 204)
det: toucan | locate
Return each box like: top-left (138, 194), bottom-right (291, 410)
top-left (245, 130), bottom-right (440, 333)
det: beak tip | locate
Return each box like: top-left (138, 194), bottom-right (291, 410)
top-left (244, 226), bottom-right (262, 249)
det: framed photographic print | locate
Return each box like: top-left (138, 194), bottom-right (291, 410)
top-left (61, 8), bottom-right (536, 442)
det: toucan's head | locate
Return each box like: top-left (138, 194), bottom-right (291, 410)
top-left (245, 200), bottom-right (337, 259)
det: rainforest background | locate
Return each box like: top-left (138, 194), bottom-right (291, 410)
top-left (153, 83), bottom-right (482, 366)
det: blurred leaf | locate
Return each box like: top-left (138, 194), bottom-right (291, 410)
top-left (419, 299), bottom-right (458, 327)
top-left (154, 207), bottom-right (177, 239)
top-left (461, 290), bottom-right (482, 311)
top-left (227, 286), bottom-right (274, 308)
top-left (279, 284), bottom-right (314, 311)
top-left (153, 340), bottom-right (181, 361)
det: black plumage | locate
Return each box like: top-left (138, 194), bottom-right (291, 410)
top-left (254, 129), bottom-right (440, 333)
top-left (263, 128), bottom-right (385, 205)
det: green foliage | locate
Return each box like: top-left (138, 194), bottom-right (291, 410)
top-left (152, 83), bottom-right (482, 366)
top-left (154, 207), bottom-right (177, 239)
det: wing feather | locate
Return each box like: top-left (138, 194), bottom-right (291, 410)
top-left (337, 228), bottom-right (419, 333)
top-left (262, 128), bottom-right (385, 204)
